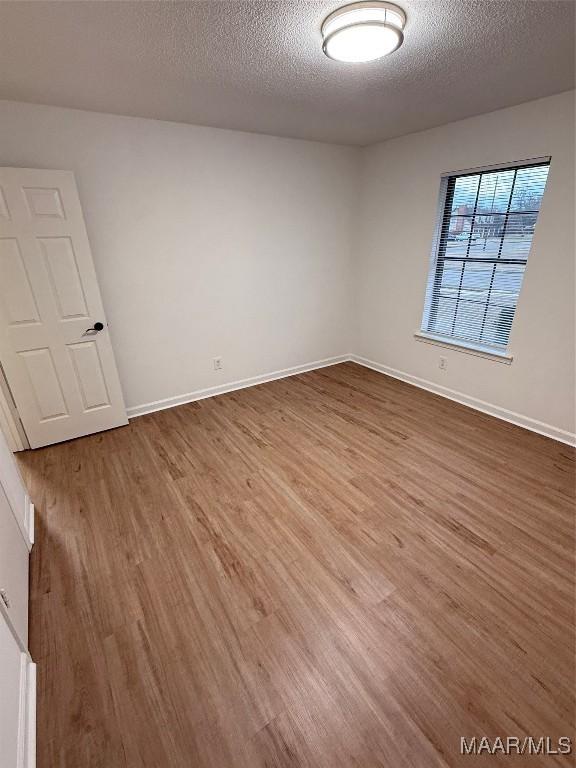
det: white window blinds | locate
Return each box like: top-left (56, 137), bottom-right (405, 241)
top-left (421, 159), bottom-right (550, 353)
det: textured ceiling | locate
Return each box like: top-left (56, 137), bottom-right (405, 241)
top-left (0, 0), bottom-right (574, 146)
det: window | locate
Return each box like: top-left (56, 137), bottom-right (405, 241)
top-left (420, 159), bottom-right (550, 356)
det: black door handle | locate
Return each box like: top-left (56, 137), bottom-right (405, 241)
top-left (83, 321), bottom-right (104, 336)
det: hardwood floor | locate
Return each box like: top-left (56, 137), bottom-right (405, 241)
top-left (18, 362), bottom-right (575, 768)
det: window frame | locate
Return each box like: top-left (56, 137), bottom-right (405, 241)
top-left (418, 157), bottom-right (551, 361)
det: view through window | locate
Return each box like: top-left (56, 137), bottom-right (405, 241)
top-left (421, 160), bottom-right (550, 352)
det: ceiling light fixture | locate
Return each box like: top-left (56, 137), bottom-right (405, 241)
top-left (321, 1), bottom-right (406, 63)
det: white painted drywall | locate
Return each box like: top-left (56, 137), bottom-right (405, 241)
top-left (355, 91), bottom-right (575, 437)
top-left (0, 101), bottom-right (359, 412)
top-left (0, 93), bottom-right (574, 439)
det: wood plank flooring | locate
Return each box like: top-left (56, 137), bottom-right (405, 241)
top-left (18, 362), bottom-right (575, 767)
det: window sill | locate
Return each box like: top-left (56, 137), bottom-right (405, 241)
top-left (414, 331), bottom-right (513, 364)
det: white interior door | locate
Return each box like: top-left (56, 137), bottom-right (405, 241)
top-left (0, 168), bottom-right (127, 448)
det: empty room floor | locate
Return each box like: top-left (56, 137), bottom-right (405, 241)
top-left (18, 362), bottom-right (575, 768)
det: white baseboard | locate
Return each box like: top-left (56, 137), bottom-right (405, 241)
top-left (127, 355), bottom-right (350, 418)
top-left (126, 352), bottom-right (575, 447)
top-left (350, 354), bottom-right (576, 447)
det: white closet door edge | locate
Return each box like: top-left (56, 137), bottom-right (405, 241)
top-left (25, 660), bottom-right (36, 768)
top-left (16, 653), bottom-right (36, 768)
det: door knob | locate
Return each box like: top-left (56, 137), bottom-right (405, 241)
top-left (83, 321), bottom-right (104, 336)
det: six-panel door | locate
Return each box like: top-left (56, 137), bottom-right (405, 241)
top-left (0, 168), bottom-right (128, 448)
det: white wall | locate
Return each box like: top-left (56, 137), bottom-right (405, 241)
top-left (0, 101), bottom-right (359, 412)
top-left (0, 93), bottom-right (574, 441)
top-left (355, 91), bottom-right (575, 439)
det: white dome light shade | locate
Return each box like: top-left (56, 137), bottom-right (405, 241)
top-left (323, 23), bottom-right (401, 62)
top-left (321, 2), bottom-right (406, 63)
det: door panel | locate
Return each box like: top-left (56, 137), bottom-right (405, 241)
top-left (0, 188), bottom-right (9, 219)
top-left (68, 341), bottom-right (110, 411)
top-left (19, 348), bottom-right (68, 421)
top-left (39, 237), bottom-right (89, 319)
top-left (0, 168), bottom-right (128, 448)
top-left (0, 239), bottom-right (40, 325)
top-left (23, 186), bottom-right (65, 218)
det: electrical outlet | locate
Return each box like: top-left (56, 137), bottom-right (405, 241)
top-left (439, 356), bottom-right (447, 371)
top-left (213, 357), bottom-right (223, 371)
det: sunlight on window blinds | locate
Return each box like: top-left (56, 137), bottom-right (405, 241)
top-left (421, 160), bottom-right (550, 352)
